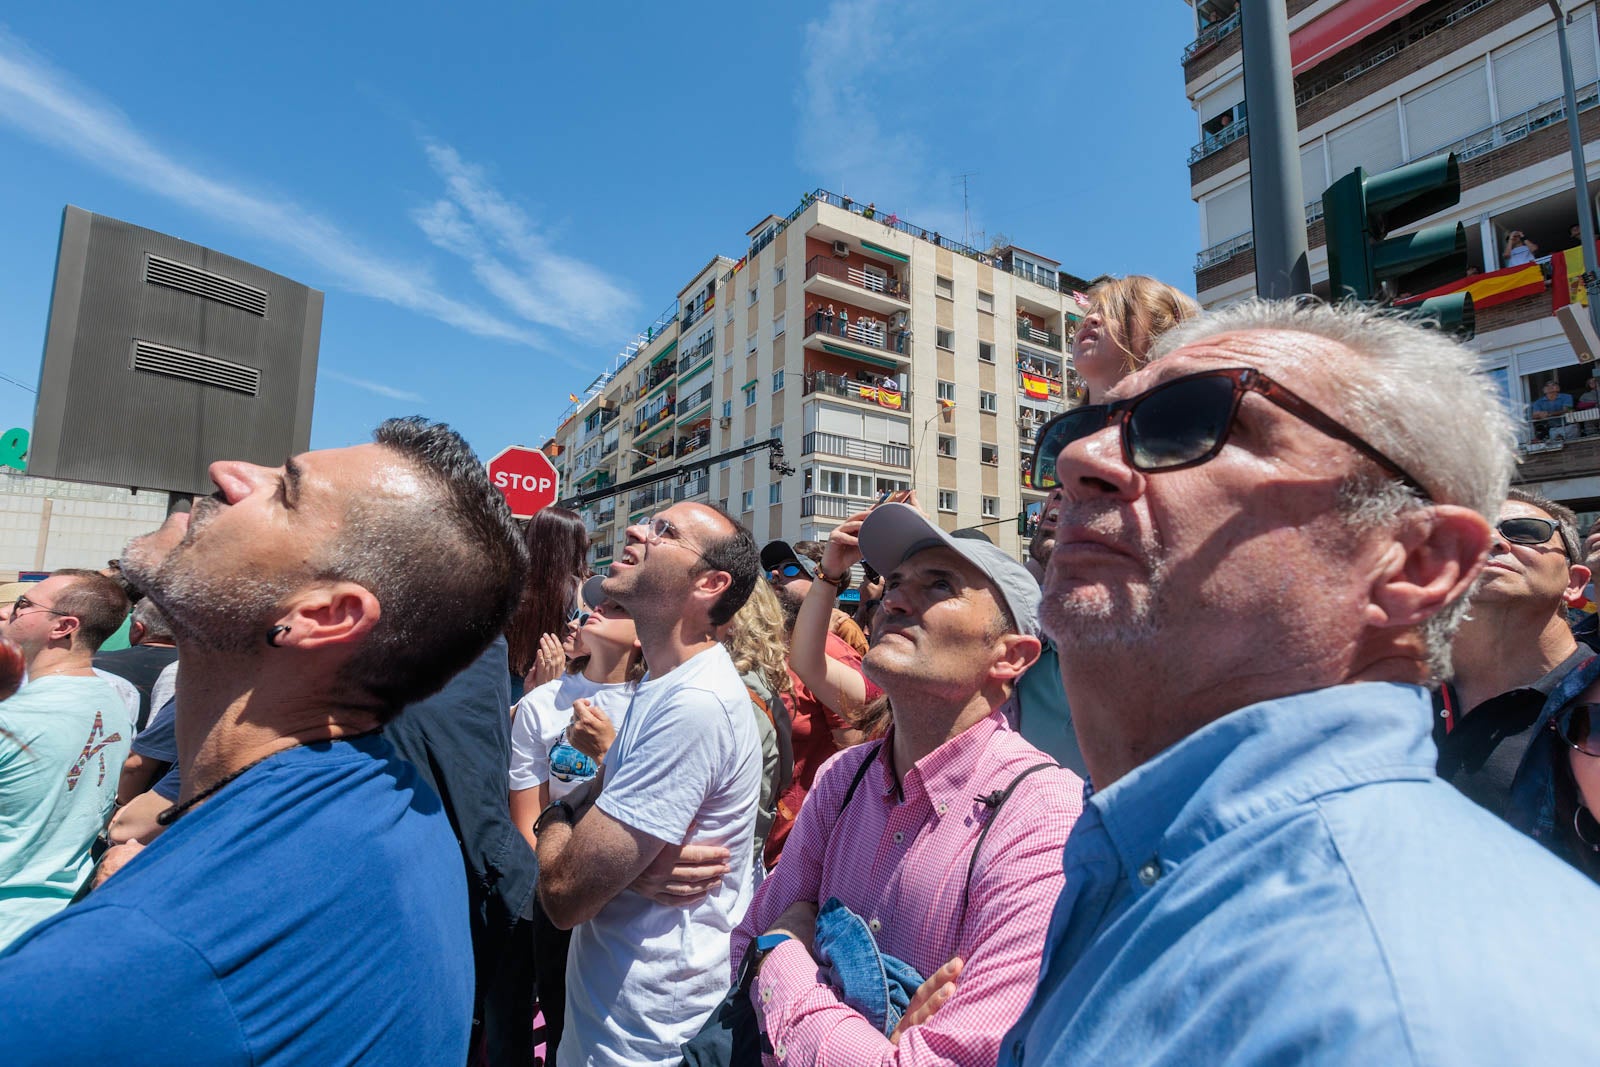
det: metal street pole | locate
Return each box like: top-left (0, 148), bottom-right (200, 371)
top-left (1552, 0), bottom-right (1600, 333)
top-left (1240, 0), bottom-right (1311, 298)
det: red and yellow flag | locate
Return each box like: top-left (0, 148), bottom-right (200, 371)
top-left (1020, 372), bottom-right (1051, 400)
top-left (1553, 243), bottom-right (1600, 309)
top-left (1396, 261), bottom-right (1545, 312)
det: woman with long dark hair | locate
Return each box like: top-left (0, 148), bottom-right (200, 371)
top-left (504, 507), bottom-right (590, 688)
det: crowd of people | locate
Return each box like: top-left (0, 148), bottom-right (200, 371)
top-left (3, 276), bottom-right (1600, 1065)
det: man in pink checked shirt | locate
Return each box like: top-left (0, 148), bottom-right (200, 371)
top-left (730, 503), bottom-right (1084, 1064)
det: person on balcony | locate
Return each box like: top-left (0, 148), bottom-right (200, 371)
top-left (824, 303), bottom-right (836, 333)
top-left (1504, 229), bottom-right (1539, 267)
top-left (1532, 379), bottom-right (1576, 442)
top-left (839, 308), bottom-right (850, 337)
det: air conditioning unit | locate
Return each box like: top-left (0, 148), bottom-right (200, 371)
top-left (832, 240), bottom-right (850, 258)
top-left (719, 416), bottom-right (732, 429)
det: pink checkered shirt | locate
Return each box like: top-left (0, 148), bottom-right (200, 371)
top-left (731, 710), bottom-right (1084, 1065)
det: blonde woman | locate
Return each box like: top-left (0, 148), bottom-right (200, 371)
top-left (721, 579), bottom-right (793, 875)
top-left (1071, 274), bottom-right (1200, 404)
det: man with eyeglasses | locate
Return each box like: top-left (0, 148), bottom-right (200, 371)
top-left (536, 503), bottom-right (763, 1067)
top-left (1001, 301), bottom-right (1600, 1066)
top-left (0, 569), bottom-right (132, 948)
top-left (1435, 490), bottom-right (1600, 867)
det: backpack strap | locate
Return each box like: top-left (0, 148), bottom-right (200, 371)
top-left (839, 741), bottom-right (884, 815)
top-left (960, 762), bottom-right (1057, 922)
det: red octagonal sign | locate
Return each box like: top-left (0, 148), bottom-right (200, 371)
top-left (487, 445), bottom-right (560, 520)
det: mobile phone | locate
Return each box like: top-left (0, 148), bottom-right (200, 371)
top-left (876, 489), bottom-right (893, 505)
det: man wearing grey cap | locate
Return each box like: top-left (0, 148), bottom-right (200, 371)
top-left (731, 503), bottom-right (1083, 1063)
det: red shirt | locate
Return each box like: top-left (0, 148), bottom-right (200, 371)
top-left (764, 633), bottom-right (881, 868)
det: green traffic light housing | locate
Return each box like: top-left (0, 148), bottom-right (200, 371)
top-left (1408, 292), bottom-right (1475, 338)
top-left (1323, 152), bottom-right (1471, 337)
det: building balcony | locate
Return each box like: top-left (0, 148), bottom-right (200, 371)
top-left (575, 467), bottom-right (615, 491)
top-left (1182, 8), bottom-right (1239, 64)
top-left (677, 335), bottom-right (715, 380)
top-left (630, 439), bottom-right (675, 473)
top-left (678, 381), bottom-right (714, 421)
top-left (629, 480), bottom-right (676, 515)
top-left (1016, 320), bottom-right (1063, 352)
top-left (642, 359), bottom-right (678, 396)
top-left (676, 428), bottom-right (711, 457)
top-left (673, 474), bottom-right (710, 502)
top-left (802, 370), bottom-right (908, 411)
top-left (1517, 416), bottom-right (1600, 484)
top-left (801, 492), bottom-right (880, 520)
top-left (681, 296), bottom-right (715, 332)
top-left (1189, 116), bottom-right (1247, 164)
top-left (804, 311), bottom-right (910, 371)
top-left (802, 430), bottom-right (911, 469)
top-left (803, 256), bottom-right (909, 315)
top-left (632, 398), bottom-right (676, 441)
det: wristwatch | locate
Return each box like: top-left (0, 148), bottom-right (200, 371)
top-left (532, 799), bottom-right (575, 838)
top-left (752, 932), bottom-right (792, 975)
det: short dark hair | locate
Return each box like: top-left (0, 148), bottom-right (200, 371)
top-left (1506, 487), bottom-right (1581, 561)
top-left (322, 418), bottom-right (530, 715)
top-left (49, 569), bottom-right (131, 651)
top-left (696, 505), bottom-right (761, 627)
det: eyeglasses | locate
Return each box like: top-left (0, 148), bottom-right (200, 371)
top-left (565, 606), bottom-right (591, 628)
top-left (9, 595), bottom-right (70, 622)
top-left (768, 562), bottom-right (809, 582)
top-left (1554, 704), bottom-right (1600, 758)
top-left (1496, 517), bottom-right (1568, 557)
top-left (1028, 367), bottom-right (1431, 500)
top-left (634, 515), bottom-right (706, 561)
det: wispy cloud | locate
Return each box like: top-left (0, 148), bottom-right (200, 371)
top-left (0, 28), bottom-right (538, 347)
top-left (321, 368), bottom-right (424, 403)
top-left (798, 0), bottom-right (971, 239)
top-left (412, 140), bottom-right (638, 341)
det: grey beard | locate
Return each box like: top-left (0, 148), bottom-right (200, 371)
top-left (125, 552), bottom-right (291, 654)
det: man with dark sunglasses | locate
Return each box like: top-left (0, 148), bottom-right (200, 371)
top-left (1435, 489), bottom-right (1600, 878)
top-left (1001, 300), bottom-right (1600, 1066)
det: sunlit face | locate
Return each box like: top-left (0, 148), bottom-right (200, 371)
top-left (602, 503), bottom-right (722, 613)
top-left (1073, 301), bottom-right (1147, 400)
top-left (1475, 500), bottom-right (1582, 610)
top-left (864, 547), bottom-right (1010, 698)
top-left (581, 598), bottom-right (638, 655)
top-left (1, 574), bottom-right (81, 665)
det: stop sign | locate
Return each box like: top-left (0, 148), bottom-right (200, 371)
top-left (487, 446), bottom-right (560, 519)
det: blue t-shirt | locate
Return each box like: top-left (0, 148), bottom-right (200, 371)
top-left (0, 734), bottom-right (473, 1065)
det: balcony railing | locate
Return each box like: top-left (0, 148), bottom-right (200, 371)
top-left (1017, 321), bottom-right (1062, 351)
top-left (677, 430), bottom-right (710, 456)
top-left (673, 475), bottom-right (710, 502)
top-left (1009, 264), bottom-right (1062, 292)
top-left (1189, 116), bottom-right (1248, 164)
top-left (805, 311), bottom-right (906, 355)
top-left (632, 399), bottom-right (675, 435)
top-left (802, 431), bottom-right (911, 468)
top-left (1182, 9), bottom-right (1239, 63)
top-left (631, 440), bottom-right (675, 473)
top-left (678, 335), bottom-right (715, 376)
top-left (801, 492), bottom-right (880, 520)
top-left (803, 370), bottom-right (908, 405)
top-left (599, 437), bottom-right (619, 458)
top-left (678, 381), bottom-right (714, 417)
top-left (643, 360), bottom-right (678, 394)
top-left (629, 481), bottom-right (676, 513)
top-left (681, 296), bottom-right (715, 331)
top-left (804, 256), bottom-right (908, 301)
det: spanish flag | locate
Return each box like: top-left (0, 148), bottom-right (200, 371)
top-left (1553, 242), bottom-right (1600, 309)
top-left (1395, 261), bottom-right (1545, 312)
top-left (1020, 372), bottom-right (1051, 400)
top-left (877, 388), bottom-right (903, 410)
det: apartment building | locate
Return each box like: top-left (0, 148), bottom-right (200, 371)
top-left (1185, 0), bottom-right (1600, 517)
top-left (547, 192), bottom-right (1094, 571)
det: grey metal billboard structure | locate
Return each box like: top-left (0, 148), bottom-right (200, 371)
top-left (30, 206), bottom-right (321, 495)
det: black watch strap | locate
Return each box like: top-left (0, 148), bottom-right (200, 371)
top-left (532, 799), bottom-right (575, 838)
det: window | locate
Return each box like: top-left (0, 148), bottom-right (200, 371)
top-left (774, 263), bottom-right (786, 284)
top-left (769, 482), bottom-right (782, 504)
top-left (744, 383), bottom-right (758, 407)
top-left (748, 286), bottom-right (759, 307)
top-left (772, 369), bottom-right (785, 392)
top-left (747, 335), bottom-right (759, 355)
top-left (938, 490), bottom-right (957, 513)
top-left (981, 443), bottom-right (999, 465)
top-left (936, 276), bottom-right (954, 299)
top-left (937, 380), bottom-right (956, 402)
top-left (723, 352), bottom-right (733, 370)
top-left (773, 312), bottom-right (786, 336)
top-left (982, 496), bottom-right (999, 518)
top-left (937, 435), bottom-right (956, 457)
top-left (725, 307), bottom-right (734, 325)
top-left (978, 291), bottom-right (994, 313)
top-left (722, 400), bottom-right (732, 419)
top-left (937, 329), bottom-right (955, 350)
top-left (978, 341), bottom-right (994, 364)
top-left (980, 391), bottom-right (997, 413)
top-left (741, 490), bottom-right (754, 512)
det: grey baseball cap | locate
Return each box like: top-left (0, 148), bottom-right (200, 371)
top-left (580, 574), bottom-right (608, 612)
top-left (858, 504), bottom-right (1041, 638)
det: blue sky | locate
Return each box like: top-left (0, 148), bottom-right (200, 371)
top-left (0, 2), bottom-right (1199, 462)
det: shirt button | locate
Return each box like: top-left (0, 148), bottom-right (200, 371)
top-left (893, 831), bottom-right (904, 844)
top-left (761, 986), bottom-right (772, 1003)
top-left (937, 801), bottom-right (948, 815)
top-left (775, 1042), bottom-right (786, 1058)
top-left (1137, 859), bottom-right (1161, 887)
top-left (869, 918), bottom-right (882, 933)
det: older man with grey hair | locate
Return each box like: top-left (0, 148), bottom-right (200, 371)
top-left (1001, 300), bottom-right (1600, 1066)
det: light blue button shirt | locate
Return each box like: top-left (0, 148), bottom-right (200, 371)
top-left (1000, 682), bottom-right (1600, 1065)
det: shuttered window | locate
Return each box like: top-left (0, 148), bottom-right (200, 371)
top-left (1199, 76), bottom-right (1244, 123)
top-left (1300, 142), bottom-right (1327, 207)
top-left (1328, 104), bottom-right (1403, 177)
top-left (1204, 180), bottom-right (1253, 244)
top-left (1495, 16), bottom-right (1598, 120)
top-left (1404, 60), bottom-right (1490, 158)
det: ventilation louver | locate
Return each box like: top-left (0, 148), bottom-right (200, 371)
top-left (131, 340), bottom-right (261, 396)
top-left (144, 254), bottom-right (268, 316)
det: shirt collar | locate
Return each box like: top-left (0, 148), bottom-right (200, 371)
top-left (1088, 682), bottom-right (1438, 879)
top-left (881, 709), bottom-right (1009, 806)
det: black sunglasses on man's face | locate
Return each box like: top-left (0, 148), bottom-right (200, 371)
top-left (1495, 517), bottom-right (1569, 557)
top-left (1028, 367), bottom-right (1431, 500)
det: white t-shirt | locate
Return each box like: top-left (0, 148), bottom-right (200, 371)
top-left (148, 661), bottom-right (178, 735)
top-left (559, 644), bottom-right (761, 1067)
top-left (508, 673), bottom-right (632, 802)
top-left (92, 669), bottom-right (140, 725)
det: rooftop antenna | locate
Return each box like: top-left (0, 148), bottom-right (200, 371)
top-left (956, 172), bottom-right (979, 246)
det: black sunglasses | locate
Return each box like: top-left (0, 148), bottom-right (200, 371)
top-left (1029, 367), bottom-right (1431, 500)
top-left (1497, 517), bottom-right (1568, 556)
top-left (1554, 704), bottom-right (1600, 758)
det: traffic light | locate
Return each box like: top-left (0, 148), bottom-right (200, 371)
top-left (1323, 151), bottom-right (1474, 338)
